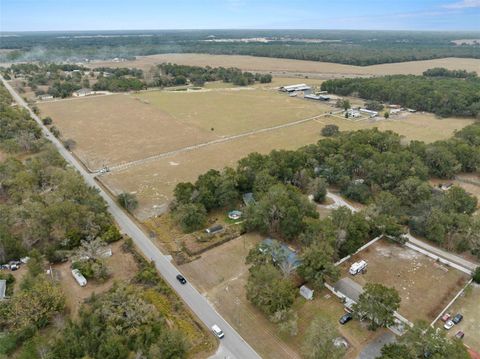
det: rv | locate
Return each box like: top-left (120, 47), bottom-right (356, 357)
top-left (72, 269), bottom-right (87, 287)
top-left (349, 260), bottom-right (367, 275)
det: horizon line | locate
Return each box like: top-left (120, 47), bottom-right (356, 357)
top-left (2, 28), bottom-right (480, 34)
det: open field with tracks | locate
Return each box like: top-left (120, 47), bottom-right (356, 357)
top-left (37, 77), bottom-right (475, 219)
top-left (89, 53), bottom-right (480, 77)
top-left (38, 88), bottom-right (332, 171)
top-left (101, 109), bottom-right (474, 219)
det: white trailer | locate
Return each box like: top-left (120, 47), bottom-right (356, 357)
top-left (349, 260), bottom-right (367, 275)
top-left (72, 269), bottom-right (87, 287)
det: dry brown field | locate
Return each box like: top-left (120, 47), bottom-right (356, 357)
top-left (38, 88), bottom-right (332, 171)
top-left (89, 53), bottom-right (480, 77)
top-left (37, 93), bottom-right (217, 170)
top-left (102, 110), bottom-right (474, 219)
top-left (180, 233), bottom-right (378, 359)
top-left (341, 240), bottom-right (470, 322)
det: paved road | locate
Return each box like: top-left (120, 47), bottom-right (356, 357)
top-left (357, 331), bottom-right (396, 359)
top-left (1, 76), bottom-right (261, 359)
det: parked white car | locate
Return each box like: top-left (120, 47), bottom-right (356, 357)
top-left (444, 320), bottom-right (454, 330)
top-left (211, 324), bottom-right (224, 339)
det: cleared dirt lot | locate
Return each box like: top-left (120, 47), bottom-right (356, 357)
top-left (54, 240), bottom-right (138, 317)
top-left (180, 233), bottom-right (377, 359)
top-left (439, 284), bottom-right (480, 352)
top-left (90, 53), bottom-right (480, 77)
top-left (341, 240), bottom-right (470, 322)
top-left (102, 111), bottom-right (474, 219)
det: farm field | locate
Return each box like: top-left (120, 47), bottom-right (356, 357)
top-left (340, 240), bottom-right (470, 323)
top-left (37, 88), bottom-right (331, 171)
top-left (438, 284), bottom-right (480, 352)
top-left (101, 110), bottom-right (474, 219)
top-left (180, 233), bottom-right (378, 359)
top-left (89, 53), bottom-right (480, 77)
top-left (134, 88), bottom-right (332, 136)
top-left (37, 94), bottom-right (216, 170)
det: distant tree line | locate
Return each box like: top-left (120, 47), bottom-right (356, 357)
top-left (1, 30), bottom-right (480, 66)
top-left (423, 67), bottom-right (477, 78)
top-left (151, 63), bottom-right (272, 87)
top-left (321, 74), bottom-right (480, 117)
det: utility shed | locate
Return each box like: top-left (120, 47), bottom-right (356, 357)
top-left (0, 279), bottom-right (6, 299)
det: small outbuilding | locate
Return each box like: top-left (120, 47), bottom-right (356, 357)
top-left (0, 279), bottom-right (6, 300)
top-left (243, 192), bottom-right (255, 206)
top-left (205, 225), bottom-right (224, 235)
top-left (228, 210), bottom-right (242, 220)
top-left (359, 108), bottom-right (378, 118)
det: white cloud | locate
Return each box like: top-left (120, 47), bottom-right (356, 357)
top-left (443, 0), bottom-right (480, 9)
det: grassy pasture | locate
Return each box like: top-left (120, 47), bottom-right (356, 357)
top-left (133, 88), bottom-right (332, 136)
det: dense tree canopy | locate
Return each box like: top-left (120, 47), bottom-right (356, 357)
top-left (322, 75), bottom-right (480, 117)
top-left (353, 283), bottom-right (401, 330)
top-left (379, 321), bottom-right (469, 359)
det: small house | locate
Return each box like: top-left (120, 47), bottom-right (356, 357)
top-left (38, 94), bottom-right (53, 101)
top-left (73, 88), bottom-right (93, 97)
top-left (260, 238), bottom-right (301, 269)
top-left (0, 279), bottom-right (6, 300)
top-left (347, 109), bottom-right (361, 118)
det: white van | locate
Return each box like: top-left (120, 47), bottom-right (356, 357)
top-left (349, 260), bottom-right (367, 275)
top-left (211, 324), bottom-right (224, 339)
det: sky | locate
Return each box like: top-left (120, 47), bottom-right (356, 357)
top-left (1, 0), bottom-right (480, 32)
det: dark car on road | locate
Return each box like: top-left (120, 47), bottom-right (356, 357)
top-left (176, 274), bottom-right (187, 284)
top-left (455, 331), bottom-right (465, 339)
top-left (339, 312), bottom-right (353, 325)
top-left (452, 314), bottom-right (463, 324)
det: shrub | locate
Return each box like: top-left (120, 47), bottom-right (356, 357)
top-left (321, 124), bottom-right (339, 137)
top-left (42, 117), bottom-right (52, 125)
top-left (473, 267), bottom-right (480, 284)
top-left (117, 192), bottom-right (138, 212)
top-left (174, 203), bottom-right (207, 233)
